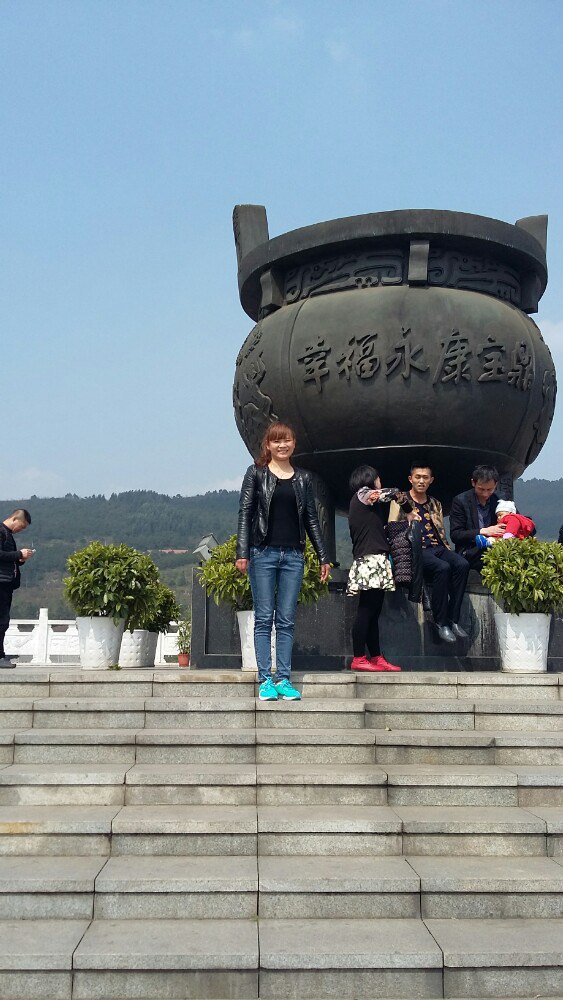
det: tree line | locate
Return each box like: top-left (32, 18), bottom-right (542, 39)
top-left (2, 481), bottom-right (561, 618)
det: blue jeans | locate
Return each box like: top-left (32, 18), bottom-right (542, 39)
top-left (248, 546), bottom-right (304, 683)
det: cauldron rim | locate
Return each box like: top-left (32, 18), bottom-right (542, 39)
top-left (237, 208), bottom-right (547, 321)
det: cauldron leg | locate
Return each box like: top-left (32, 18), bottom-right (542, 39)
top-left (498, 471), bottom-right (514, 501)
top-left (308, 471), bottom-right (336, 564)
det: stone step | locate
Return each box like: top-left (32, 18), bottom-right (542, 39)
top-left (256, 699), bottom-right (365, 729)
top-left (0, 762), bottom-right (560, 809)
top-left (356, 671), bottom-right (563, 701)
top-left (1, 852), bottom-right (563, 923)
top-left (0, 856), bottom-right (105, 918)
top-left (409, 855), bottom-right (563, 918)
top-left (427, 917), bottom-right (563, 999)
top-left (111, 805), bottom-right (258, 856)
top-left (1, 913), bottom-right (562, 999)
top-left (365, 698), bottom-right (563, 731)
top-left (13, 729), bottom-right (139, 764)
top-left (0, 806), bottom-right (119, 856)
top-left (373, 728), bottom-right (563, 765)
top-left (0, 764), bottom-right (130, 806)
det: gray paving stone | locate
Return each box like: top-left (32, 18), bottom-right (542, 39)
top-left (0, 855), bottom-right (105, 917)
top-left (74, 916), bottom-right (258, 967)
top-left (258, 854), bottom-right (419, 917)
top-left (32, 698), bottom-right (145, 729)
top-left (145, 697), bottom-right (255, 729)
top-left (73, 970), bottom-right (258, 999)
top-left (94, 855), bottom-right (257, 918)
top-left (0, 805), bottom-right (119, 855)
top-left (0, 763), bottom-right (128, 805)
top-left (124, 763), bottom-right (257, 805)
top-left (50, 678), bottom-right (153, 698)
top-left (257, 728), bottom-right (376, 763)
top-left (256, 764), bottom-right (387, 805)
top-left (135, 727), bottom-right (256, 763)
top-left (259, 917), bottom-right (442, 998)
top-left (365, 699), bottom-right (475, 731)
top-left (429, 917), bottom-right (563, 997)
top-left (476, 700), bottom-right (563, 731)
top-left (395, 805), bottom-right (547, 856)
top-left (0, 676), bottom-right (49, 698)
top-left (409, 855), bottom-right (563, 917)
top-left (385, 764), bottom-right (517, 806)
top-left (357, 673), bottom-right (458, 700)
top-left (13, 728), bottom-right (138, 763)
top-left (111, 805), bottom-right (257, 855)
top-left (0, 918), bottom-right (89, 968)
top-left (257, 806), bottom-right (402, 856)
top-left (0, 699), bottom-right (34, 727)
top-left (256, 700), bottom-right (364, 729)
top-left (298, 673), bottom-right (358, 700)
top-left (458, 674), bottom-right (560, 700)
top-left (374, 728), bottom-right (496, 764)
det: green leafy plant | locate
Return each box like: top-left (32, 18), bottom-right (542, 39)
top-left (64, 542), bottom-right (160, 624)
top-left (198, 535), bottom-right (329, 610)
top-left (128, 582), bottom-right (181, 634)
top-left (176, 617), bottom-right (192, 654)
top-left (481, 538), bottom-right (563, 615)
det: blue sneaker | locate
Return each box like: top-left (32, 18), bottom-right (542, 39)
top-left (258, 678), bottom-right (278, 701)
top-left (274, 678), bottom-right (301, 701)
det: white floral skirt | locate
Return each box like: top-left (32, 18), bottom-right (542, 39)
top-left (346, 554), bottom-right (395, 596)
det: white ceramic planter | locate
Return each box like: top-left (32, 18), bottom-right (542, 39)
top-left (119, 629), bottom-right (158, 668)
top-left (76, 617), bottom-right (126, 670)
top-left (494, 611), bottom-right (551, 673)
top-left (236, 610), bottom-right (276, 673)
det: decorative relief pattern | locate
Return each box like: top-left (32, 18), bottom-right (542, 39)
top-left (284, 251), bottom-right (404, 303)
top-left (233, 351), bottom-right (278, 456)
top-left (427, 250), bottom-right (521, 305)
top-left (526, 368), bottom-right (557, 465)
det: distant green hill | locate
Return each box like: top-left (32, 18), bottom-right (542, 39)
top-left (2, 480), bottom-right (561, 618)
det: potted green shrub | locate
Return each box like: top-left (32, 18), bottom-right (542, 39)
top-left (119, 583), bottom-right (181, 668)
top-left (175, 617), bottom-right (192, 667)
top-left (198, 535), bottom-right (329, 671)
top-left (64, 542), bottom-right (159, 669)
top-left (481, 538), bottom-right (563, 673)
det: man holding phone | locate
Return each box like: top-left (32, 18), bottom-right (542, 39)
top-left (0, 509), bottom-right (34, 668)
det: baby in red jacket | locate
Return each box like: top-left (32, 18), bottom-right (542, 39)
top-left (495, 500), bottom-right (535, 539)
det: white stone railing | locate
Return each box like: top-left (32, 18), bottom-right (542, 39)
top-left (5, 609), bottom-right (181, 664)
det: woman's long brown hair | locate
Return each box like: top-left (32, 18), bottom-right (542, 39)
top-left (256, 422), bottom-right (296, 467)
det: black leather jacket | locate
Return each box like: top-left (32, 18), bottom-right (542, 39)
top-left (236, 464), bottom-right (329, 564)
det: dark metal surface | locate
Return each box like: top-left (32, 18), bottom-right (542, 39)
top-left (232, 207), bottom-right (556, 512)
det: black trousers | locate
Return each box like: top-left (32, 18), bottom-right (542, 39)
top-left (352, 589), bottom-right (385, 658)
top-left (421, 546), bottom-right (470, 627)
top-left (0, 583), bottom-right (14, 657)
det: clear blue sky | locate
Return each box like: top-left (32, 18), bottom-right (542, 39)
top-left (2, 0), bottom-right (562, 499)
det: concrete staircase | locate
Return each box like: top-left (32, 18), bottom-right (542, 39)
top-left (0, 667), bottom-right (561, 999)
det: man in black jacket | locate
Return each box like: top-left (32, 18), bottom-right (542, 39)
top-left (0, 509), bottom-right (34, 668)
top-left (449, 466), bottom-right (504, 571)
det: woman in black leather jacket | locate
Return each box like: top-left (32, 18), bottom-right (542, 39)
top-left (235, 422), bottom-right (330, 702)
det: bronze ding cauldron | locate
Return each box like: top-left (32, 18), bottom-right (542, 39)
top-left (232, 207), bottom-right (556, 537)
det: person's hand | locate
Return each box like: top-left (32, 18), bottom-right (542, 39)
top-left (320, 563), bottom-right (331, 583)
top-left (481, 525), bottom-right (504, 538)
top-left (367, 490), bottom-right (380, 504)
top-left (235, 559), bottom-right (248, 574)
top-left (20, 549), bottom-right (34, 560)
top-left (395, 491), bottom-right (408, 503)
top-left (406, 512), bottom-right (421, 524)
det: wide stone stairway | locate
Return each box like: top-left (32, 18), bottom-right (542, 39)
top-left (0, 667), bottom-right (561, 999)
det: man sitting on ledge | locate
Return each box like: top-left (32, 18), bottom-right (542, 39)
top-left (390, 464), bottom-right (469, 644)
top-left (450, 465), bottom-right (505, 572)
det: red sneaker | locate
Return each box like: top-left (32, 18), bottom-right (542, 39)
top-left (370, 656), bottom-right (402, 672)
top-left (350, 656), bottom-right (383, 672)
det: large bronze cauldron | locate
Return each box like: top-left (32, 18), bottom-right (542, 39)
top-left (232, 208), bottom-right (556, 528)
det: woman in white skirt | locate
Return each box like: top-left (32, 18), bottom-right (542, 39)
top-left (347, 465), bottom-right (413, 672)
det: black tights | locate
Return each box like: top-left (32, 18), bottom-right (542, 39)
top-left (352, 589), bottom-right (385, 658)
